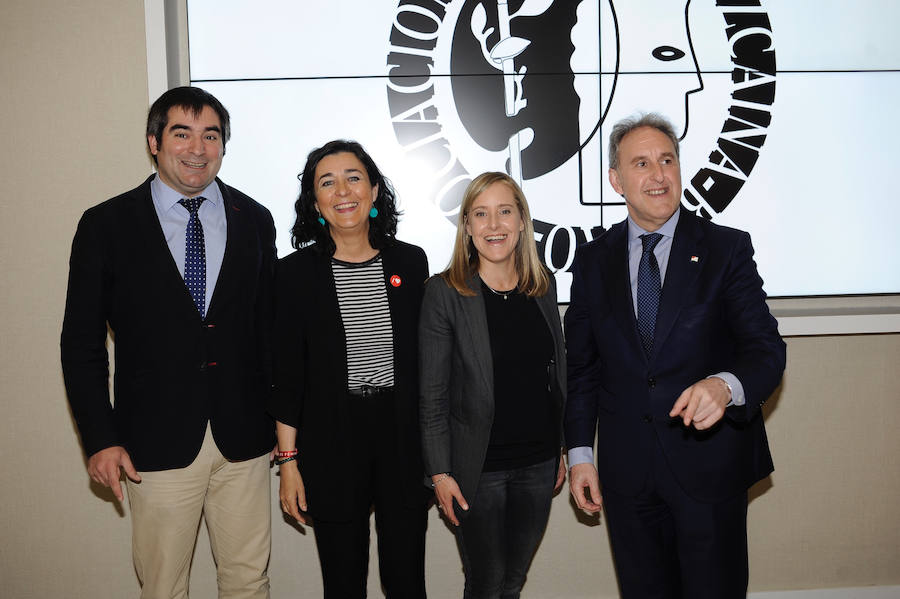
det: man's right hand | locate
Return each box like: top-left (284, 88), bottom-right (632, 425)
top-left (568, 462), bottom-right (603, 514)
top-left (87, 446), bottom-right (141, 502)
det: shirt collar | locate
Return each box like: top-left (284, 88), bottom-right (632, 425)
top-left (627, 207), bottom-right (680, 244)
top-left (150, 174), bottom-right (222, 214)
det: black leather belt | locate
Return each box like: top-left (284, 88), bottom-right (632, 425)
top-left (347, 385), bottom-right (393, 398)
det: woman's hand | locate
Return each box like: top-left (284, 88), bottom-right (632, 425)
top-left (555, 451), bottom-right (567, 492)
top-left (432, 474), bottom-right (468, 526)
top-left (279, 461), bottom-right (308, 524)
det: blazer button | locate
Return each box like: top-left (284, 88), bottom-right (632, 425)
top-left (642, 414), bottom-right (653, 423)
top-left (647, 377), bottom-right (656, 388)
top-left (199, 362), bottom-right (207, 372)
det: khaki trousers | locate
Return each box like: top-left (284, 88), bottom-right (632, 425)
top-left (126, 424), bottom-right (271, 599)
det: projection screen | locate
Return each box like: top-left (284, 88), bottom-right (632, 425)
top-left (179, 0), bottom-right (899, 305)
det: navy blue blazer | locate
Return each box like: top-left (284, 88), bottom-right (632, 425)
top-left (61, 176), bottom-right (276, 471)
top-left (564, 207), bottom-right (786, 502)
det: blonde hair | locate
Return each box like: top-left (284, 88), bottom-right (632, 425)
top-left (440, 172), bottom-right (550, 297)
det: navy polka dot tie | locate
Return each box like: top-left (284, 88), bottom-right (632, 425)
top-left (179, 197), bottom-right (206, 317)
top-left (637, 233), bottom-right (663, 357)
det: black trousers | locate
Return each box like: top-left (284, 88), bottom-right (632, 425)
top-left (455, 456), bottom-right (557, 599)
top-left (312, 390), bottom-right (428, 599)
top-left (602, 437), bottom-right (749, 599)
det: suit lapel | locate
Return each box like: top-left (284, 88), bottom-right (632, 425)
top-left (381, 244), bottom-right (403, 322)
top-left (651, 208), bottom-right (705, 361)
top-left (314, 250), bottom-right (348, 381)
top-left (133, 176), bottom-right (203, 319)
top-left (535, 284), bottom-right (566, 403)
top-left (603, 221), bottom-right (645, 360)
top-left (535, 288), bottom-right (560, 350)
top-left (381, 245), bottom-right (409, 376)
top-left (461, 275), bottom-right (494, 393)
top-left (207, 179), bottom-right (251, 319)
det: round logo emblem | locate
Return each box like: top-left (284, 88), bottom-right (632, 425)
top-left (386, 0), bottom-right (775, 279)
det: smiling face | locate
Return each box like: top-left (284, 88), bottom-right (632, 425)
top-left (465, 181), bottom-right (525, 270)
top-left (148, 105), bottom-right (224, 197)
top-left (313, 152), bottom-right (377, 237)
top-left (609, 125), bottom-right (682, 231)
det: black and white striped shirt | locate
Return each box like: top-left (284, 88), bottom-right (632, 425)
top-left (332, 255), bottom-right (394, 389)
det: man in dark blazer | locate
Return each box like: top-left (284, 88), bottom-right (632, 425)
top-left (565, 113), bottom-right (785, 598)
top-left (61, 87), bottom-right (276, 599)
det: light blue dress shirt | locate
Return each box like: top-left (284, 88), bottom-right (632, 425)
top-left (150, 175), bottom-right (227, 318)
top-left (568, 209), bottom-right (744, 468)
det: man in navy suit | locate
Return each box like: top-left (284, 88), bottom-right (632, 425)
top-left (62, 87), bottom-right (276, 598)
top-left (565, 113), bottom-right (785, 598)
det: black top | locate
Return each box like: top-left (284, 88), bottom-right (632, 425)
top-left (481, 281), bottom-right (557, 472)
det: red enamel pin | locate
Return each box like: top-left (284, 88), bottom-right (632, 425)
top-left (390, 274), bottom-right (402, 287)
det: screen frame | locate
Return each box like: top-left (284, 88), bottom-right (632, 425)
top-left (144, 0), bottom-right (900, 337)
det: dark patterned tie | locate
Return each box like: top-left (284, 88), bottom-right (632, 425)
top-left (637, 233), bottom-right (663, 356)
top-left (179, 197), bottom-right (206, 317)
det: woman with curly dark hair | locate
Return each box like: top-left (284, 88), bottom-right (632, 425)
top-left (269, 140), bottom-right (430, 597)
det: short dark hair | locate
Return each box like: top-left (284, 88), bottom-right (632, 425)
top-left (146, 86), bottom-right (230, 163)
top-left (608, 113), bottom-right (680, 170)
top-left (291, 140), bottom-right (400, 254)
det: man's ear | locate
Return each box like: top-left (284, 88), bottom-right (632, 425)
top-left (608, 168), bottom-right (624, 197)
top-left (147, 135), bottom-right (159, 156)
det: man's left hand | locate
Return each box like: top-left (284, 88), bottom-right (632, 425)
top-left (669, 377), bottom-right (731, 430)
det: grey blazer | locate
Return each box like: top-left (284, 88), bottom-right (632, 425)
top-left (418, 272), bottom-right (567, 505)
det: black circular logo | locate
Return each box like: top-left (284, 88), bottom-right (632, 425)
top-left (386, 0), bottom-right (775, 277)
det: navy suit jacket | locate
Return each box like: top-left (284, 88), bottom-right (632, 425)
top-left (61, 175), bottom-right (276, 471)
top-left (564, 207), bottom-right (786, 502)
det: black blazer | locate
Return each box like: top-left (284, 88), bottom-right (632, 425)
top-left (269, 240), bottom-right (428, 521)
top-left (565, 207), bottom-right (786, 502)
top-left (61, 175), bottom-right (276, 471)
top-left (418, 273), bottom-right (567, 505)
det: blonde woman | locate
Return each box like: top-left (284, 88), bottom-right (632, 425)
top-left (419, 172), bottom-right (566, 598)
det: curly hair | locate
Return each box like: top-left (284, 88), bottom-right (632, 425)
top-left (290, 140), bottom-right (400, 254)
